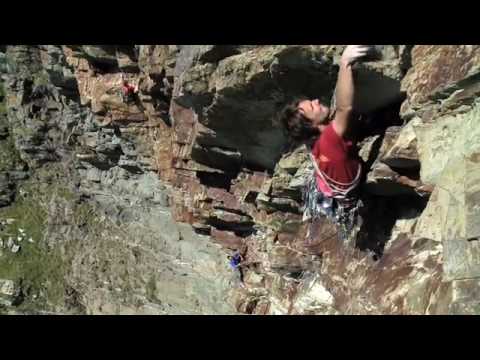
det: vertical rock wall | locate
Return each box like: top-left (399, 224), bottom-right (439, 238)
top-left (1, 45), bottom-right (479, 314)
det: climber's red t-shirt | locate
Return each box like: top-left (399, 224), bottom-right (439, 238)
top-left (123, 84), bottom-right (135, 95)
top-left (312, 122), bottom-right (360, 190)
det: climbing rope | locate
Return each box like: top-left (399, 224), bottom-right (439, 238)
top-left (302, 165), bottom-right (363, 246)
top-left (309, 153), bottom-right (361, 199)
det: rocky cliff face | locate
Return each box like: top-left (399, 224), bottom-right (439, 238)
top-left (0, 45), bottom-right (479, 315)
top-left (0, 46), bottom-right (236, 314)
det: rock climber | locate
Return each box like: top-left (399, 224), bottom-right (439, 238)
top-left (279, 45), bottom-right (372, 241)
top-left (121, 80), bottom-right (137, 103)
top-left (227, 250), bottom-right (245, 286)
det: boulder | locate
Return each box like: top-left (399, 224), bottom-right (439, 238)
top-left (0, 279), bottom-right (21, 306)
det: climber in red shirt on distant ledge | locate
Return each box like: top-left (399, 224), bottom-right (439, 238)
top-left (279, 45), bottom-right (371, 240)
top-left (122, 80), bottom-right (137, 103)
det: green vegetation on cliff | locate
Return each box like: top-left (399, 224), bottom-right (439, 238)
top-left (0, 169), bottom-right (68, 312)
top-left (0, 162), bottom-right (100, 314)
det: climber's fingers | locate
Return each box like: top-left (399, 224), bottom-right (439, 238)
top-left (342, 45), bottom-right (371, 65)
top-left (350, 45), bottom-right (369, 59)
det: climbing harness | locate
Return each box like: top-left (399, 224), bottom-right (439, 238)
top-left (302, 153), bottom-right (363, 245)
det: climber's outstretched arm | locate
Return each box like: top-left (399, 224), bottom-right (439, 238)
top-left (332, 45), bottom-right (369, 137)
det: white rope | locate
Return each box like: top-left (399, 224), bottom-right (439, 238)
top-left (318, 161), bottom-right (361, 186)
top-left (309, 153), bottom-right (361, 199)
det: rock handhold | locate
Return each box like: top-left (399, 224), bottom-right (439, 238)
top-left (364, 162), bottom-right (430, 197)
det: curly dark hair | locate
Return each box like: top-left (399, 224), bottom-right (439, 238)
top-left (278, 97), bottom-right (319, 147)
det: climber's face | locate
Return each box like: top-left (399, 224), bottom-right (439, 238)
top-left (298, 99), bottom-right (330, 127)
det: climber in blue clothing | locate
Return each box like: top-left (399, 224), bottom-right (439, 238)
top-left (228, 250), bottom-right (245, 285)
top-left (228, 251), bottom-right (242, 269)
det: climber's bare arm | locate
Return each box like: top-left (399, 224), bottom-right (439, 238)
top-left (333, 45), bottom-right (369, 137)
